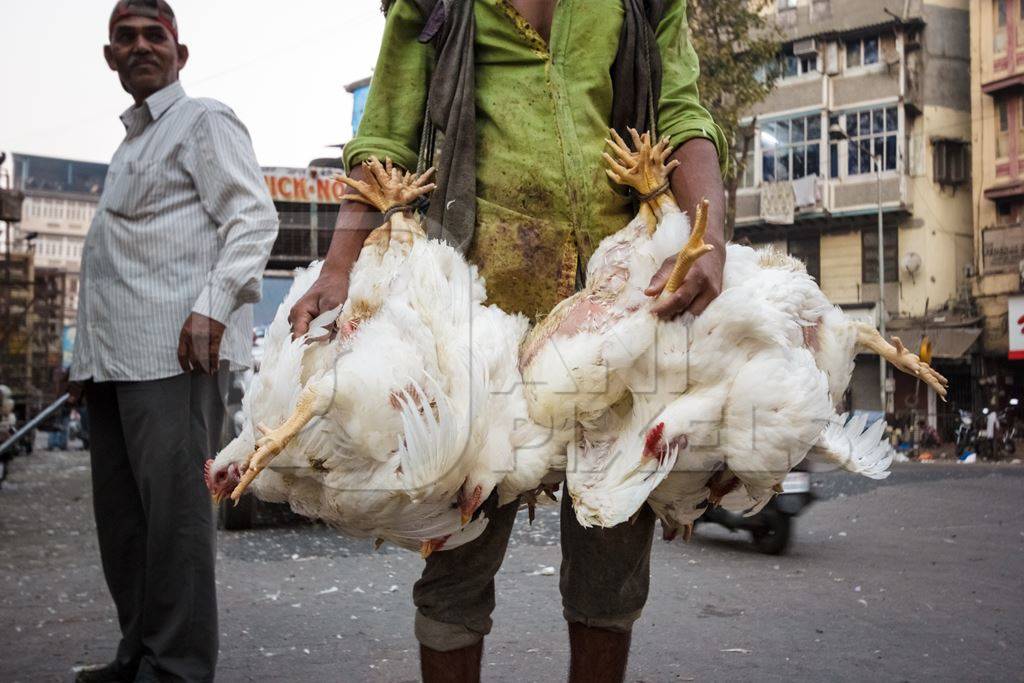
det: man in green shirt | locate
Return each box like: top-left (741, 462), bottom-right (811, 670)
top-left (290, 1), bottom-right (727, 681)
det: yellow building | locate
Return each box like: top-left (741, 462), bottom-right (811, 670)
top-left (972, 0), bottom-right (1024, 363)
top-left (736, 0), bottom-right (978, 424)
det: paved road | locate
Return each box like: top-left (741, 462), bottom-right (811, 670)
top-left (1, 449), bottom-right (1022, 682)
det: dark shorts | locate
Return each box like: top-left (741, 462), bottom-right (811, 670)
top-left (412, 487), bottom-right (656, 651)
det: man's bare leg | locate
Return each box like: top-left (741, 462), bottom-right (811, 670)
top-left (568, 622), bottom-right (632, 683)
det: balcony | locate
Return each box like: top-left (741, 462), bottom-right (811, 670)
top-left (735, 172), bottom-right (909, 228)
top-left (982, 73), bottom-right (1024, 97)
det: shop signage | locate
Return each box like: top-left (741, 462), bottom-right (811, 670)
top-left (1009, 295), bottom-right (1024, 360)
top-left (263, 168), bottom-right (348, 205)
top-left (983, 225), bottom-right (1024, 273)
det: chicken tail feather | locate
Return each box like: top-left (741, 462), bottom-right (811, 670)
top-left (808, 413), bottom-right (893, 480)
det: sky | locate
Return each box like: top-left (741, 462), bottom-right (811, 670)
top-left (0, 0), bottom-right (388, 168)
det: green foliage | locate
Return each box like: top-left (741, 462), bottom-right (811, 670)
top-left (687, 0), bottom-right (781, 183)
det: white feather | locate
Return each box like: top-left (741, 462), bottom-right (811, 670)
top-left (810, 413), bottom-right (894, 480)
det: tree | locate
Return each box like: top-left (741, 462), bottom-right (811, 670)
top-left (688, 0), bottom-right (781, 239)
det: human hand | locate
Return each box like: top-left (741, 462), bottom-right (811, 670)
top-left (178, 313), bottom-right (227, 374)
top-left (646, 199), bottom-right (724, 319)
top-left (646, 246), bottom-right (724, 319)
top-left (288, 271), bottom-right (350, 340)
top-left (650, 138), bottom-right (727, 320)
top-left (67, 382), bottom-right (86, 408)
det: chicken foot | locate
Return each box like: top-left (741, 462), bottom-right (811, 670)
top-left (664, 198), bottom-right (715, 295)
top-left (603, 129), bottom-right (715, 293)
top-left (854, 322), bottom-right (949, 399)
top-left (230, 388), bottom-right (325, 502)
top-left (604, 128), bottom-right (680, 228)
top-left (341, 157), bottom-right (436, 247)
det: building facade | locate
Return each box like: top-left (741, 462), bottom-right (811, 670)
top-left (6, 155), bottom-right (107, 325)
top-left (736, 0), bottom-right (976, 423)
top-left (262, 166), bottom-right (349, 270)
top-left (972, 0), bottom-right (1024, 353)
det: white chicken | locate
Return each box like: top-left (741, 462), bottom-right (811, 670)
top-left (205, 158), bottom-right (564, 555)
top-left (520, 130), bottom-right (948, 535)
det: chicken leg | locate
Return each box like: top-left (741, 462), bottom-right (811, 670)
top-left (230, 388), bottom-right (325, 502)
top-left (664, 198), bottom-right (715, 295)
top-left (854, 322), bottom-right (949, 399)
top-left (604, 128), bottom-right (680, 228)
top-left (603, 129), bottom-right (714, 294)
top-left (341, 157), bottom-right (436, 247)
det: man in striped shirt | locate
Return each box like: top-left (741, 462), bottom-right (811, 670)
top-left (70, 2), bottom-right (277, 681)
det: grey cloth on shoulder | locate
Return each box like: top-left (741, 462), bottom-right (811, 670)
top-left (387, 0), bottom-right (664, 253)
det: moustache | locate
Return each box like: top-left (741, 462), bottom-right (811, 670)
top-left (127, 58), bottom-right (161, 70)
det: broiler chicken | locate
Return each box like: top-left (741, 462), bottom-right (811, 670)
top-left (205, 158), bottom-right (564, 556)
top-left (521, 129), bottom-right (949, 536)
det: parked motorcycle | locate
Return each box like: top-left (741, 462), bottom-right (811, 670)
top-left (955, 409), bottom-right (976, 455)
top-left (694, 469), bottom-right (815, 555)
top-left (998, 402), bottom-right (1018, 457)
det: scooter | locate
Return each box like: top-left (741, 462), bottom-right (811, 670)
top-left (694, 469), bottom-right (815, 555)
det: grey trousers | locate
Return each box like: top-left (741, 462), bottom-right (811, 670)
top-left (413, 489), bottom-right (656, 652)
top-left (86, 370), bottom-right (227, 682)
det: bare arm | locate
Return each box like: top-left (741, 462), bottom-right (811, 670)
top-left (646, 137), bottom-right (727, 318)
top-left (288, 166), bottom-right (380, 338)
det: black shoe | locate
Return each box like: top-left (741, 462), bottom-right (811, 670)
top-left (74, 661), bottom-right (136, 683)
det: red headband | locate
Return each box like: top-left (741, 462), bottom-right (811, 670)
top-left (109, 4), bottom-right (179, 43)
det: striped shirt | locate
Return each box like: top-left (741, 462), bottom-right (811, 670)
top-left (71, 81), bottom-right (278, 382)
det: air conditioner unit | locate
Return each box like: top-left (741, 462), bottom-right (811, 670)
top-left (793, 39), bottom-right (818, 56)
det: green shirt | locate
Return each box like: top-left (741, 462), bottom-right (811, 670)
top-left (345, 0), bottom-right (727, 319)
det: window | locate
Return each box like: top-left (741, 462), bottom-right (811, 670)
top-left (996, 0), bottom-right (1009, 54)
top-left (829, 114), bottom-right (841, 178)
top-left (846, 36), bottom-right (880, 69)
top-left (800, 53), bottom-right (818, 75)
top-left (998, 99), bottom-right (1011, 159)
top-left (779, 45), bottom-right (819, 80)
top-left (846, 106), bottom-right (899, 176)
top-left (738, 134), bottom-right (756, 189)
top-left (761, 113), bottom-right (822, 182)
top-left (862, 228), bottom-right (899, 284)
top-left (1019, 0), bottom-right (1024, 47)
top-left (788, 236), bottom-right (821, 283)
top-left (933, 140), bottom-right (969, 186)
top-left (777, 0), bottom-right (797, 8)
top-left (1020, 97), bottom-right (1024, 153)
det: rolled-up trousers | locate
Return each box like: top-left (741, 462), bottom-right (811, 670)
top-left (413, 491), bottom-right (656, 652)
top-left (86, 370), bottom-right (226, 682)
